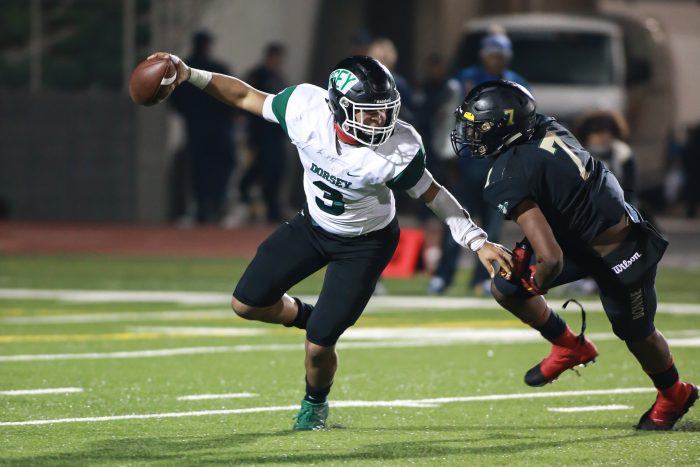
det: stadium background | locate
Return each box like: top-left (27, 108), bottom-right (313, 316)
top-left (1, 1), bottom-right (700, 465)
top-left (2, 0), bottom-right (700, 224)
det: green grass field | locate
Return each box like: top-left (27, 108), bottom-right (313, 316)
top-left (1, 255), bottom-right (699, 466)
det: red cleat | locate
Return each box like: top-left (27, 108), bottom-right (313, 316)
top-left (637, 382), bottom-right (698, 431)
top-left (525, 336), bottom-right (599, 387)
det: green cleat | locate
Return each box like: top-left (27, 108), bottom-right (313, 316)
top-left (292, 399), bottom-right (329, 431)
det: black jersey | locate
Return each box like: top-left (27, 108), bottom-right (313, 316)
top-left (483, 114), bottom-right (626, 249)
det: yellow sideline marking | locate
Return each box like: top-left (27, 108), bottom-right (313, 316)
top-left (0, 307), bottom-right (208, 317)
top-left (0, 329), bottom-right (293, 343)
top-left (0, 308), bottom-right (113, 317)
top-left (0, 333), bottom-right (166, 343)
top-left (0, 309), bottom-right (25, 317)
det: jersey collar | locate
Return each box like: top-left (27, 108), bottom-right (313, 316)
top-left (334, 122), bottom-right (360, 146)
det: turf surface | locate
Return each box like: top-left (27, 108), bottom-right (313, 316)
top-left (1, 255), bottom-right (699, 465)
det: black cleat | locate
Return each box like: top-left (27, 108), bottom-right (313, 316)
top-left (525, 364), bottom-right (547, 387)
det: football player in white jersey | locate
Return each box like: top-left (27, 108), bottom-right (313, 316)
top-left (152, 52), bottom-right (514, 430)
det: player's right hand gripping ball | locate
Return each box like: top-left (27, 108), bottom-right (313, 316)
top-left (128, 56), bottom-right (177, 106)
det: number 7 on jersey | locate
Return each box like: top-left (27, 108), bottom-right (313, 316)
top-left (539, 131), bottom-right (590, 180)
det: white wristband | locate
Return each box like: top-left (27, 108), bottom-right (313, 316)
top-left (427, 186), bottom-right (488, 252)
top-left (467, 234), bottom-right (488, 252)
top-left (445, 215), bottom-right (488, 251)
top-left (188, 67), bottom-right (213, 89)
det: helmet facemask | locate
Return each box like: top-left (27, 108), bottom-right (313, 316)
top-left (337, 95), bottom-right (401, 147)
top-left (451, 116), bottom-right (509, 159)
top-left (327, 57), bottom-right (401, 149)
top-left (450, 80), bottom-right (537, 159)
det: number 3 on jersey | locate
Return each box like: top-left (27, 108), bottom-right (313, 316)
top-left (314, 181), bottom-right (346, 215)
top-left (539, 131), bottom-right (590, 180)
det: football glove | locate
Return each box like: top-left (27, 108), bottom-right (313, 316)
top-left (521, 265), bottom-right (548, 295)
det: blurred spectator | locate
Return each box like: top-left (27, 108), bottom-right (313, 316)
top-left (454, 31), bottom-right (529, 94)
top-left (170, 31), bottom-right (236, 225)
top-left (664, 129), bottom-right (684, 211)
top-left (367, 38), bottom-right (415, 123)
top-left (569, 110), bottom-right (640, 296)
top-left (348, 29), bottom-right (373, 56)
top-left (575, 110), bottom-right (637, 203)
top-left (414, 53), bottom-right (455, 223)
top-left (0, 197), bottom-right (9, 219)
top-left (682, 123), bottom-right (700, 218)
top-left (428, 30), bottom-right (528, 296)
top-left (414, 53), bottom-right (453, 181)
top-left (226, 43), bottom-right (288, 226)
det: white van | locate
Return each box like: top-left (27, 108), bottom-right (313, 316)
top-left (451, 13), bottom-right (674, 191)
top-left (453, 14), bottom-right (626, 129)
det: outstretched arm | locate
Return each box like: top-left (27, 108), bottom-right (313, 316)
top-left (420, 180), bottom-right (513, 279)
top-left (149, 52), bottom-right (269, 117)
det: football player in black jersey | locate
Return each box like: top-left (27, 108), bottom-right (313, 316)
top-left (451, 80), bottom-right (697, 431)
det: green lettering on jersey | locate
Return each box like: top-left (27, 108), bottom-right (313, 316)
top-left (271, 85), bottom-right (297, 135)
top-left (309, 163), bottom-right (352, 189)
top-left (386, 146), bottom-right (427, 191)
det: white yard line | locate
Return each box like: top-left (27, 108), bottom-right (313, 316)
top-left (0, 346), bottom-right (248, 362)
top-left (391, 387), bottom-right (654, 404)
top-left (177, 392), bottom-right (258, 401)
top-left (0, 387), bottom-right (83, 396)
top-left (0, 289), bottom-right (228, 305)
top-left (2, 327), bottom-right (700, 362)
top-left (0, 387), bottom-right (654, 427)
top-left (547, 404), bottom-right (632, 413)
top-left (2, 288), bottom-right (700, 314)
top-left (0, 340), bottom-right (497, 363)
top-left (0, 331), bottom-right (586, 363)
top-left (0, 405), bottom-right (299, 427)
top-left (364, 296), bottom-right (700, 315)
top-left (667, 337), bottom-right (700, 347)
top-left (3, 302), bottom-right (700, 327)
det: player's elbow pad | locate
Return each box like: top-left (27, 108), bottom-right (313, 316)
top-left (427, 186), bottom-right (487, 251)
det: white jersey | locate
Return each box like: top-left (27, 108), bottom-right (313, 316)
top-left (262, 83), bottom-right (431, 236)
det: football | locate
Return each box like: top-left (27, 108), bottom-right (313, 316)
top-left (128, 56), bottom-right (177, 106)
